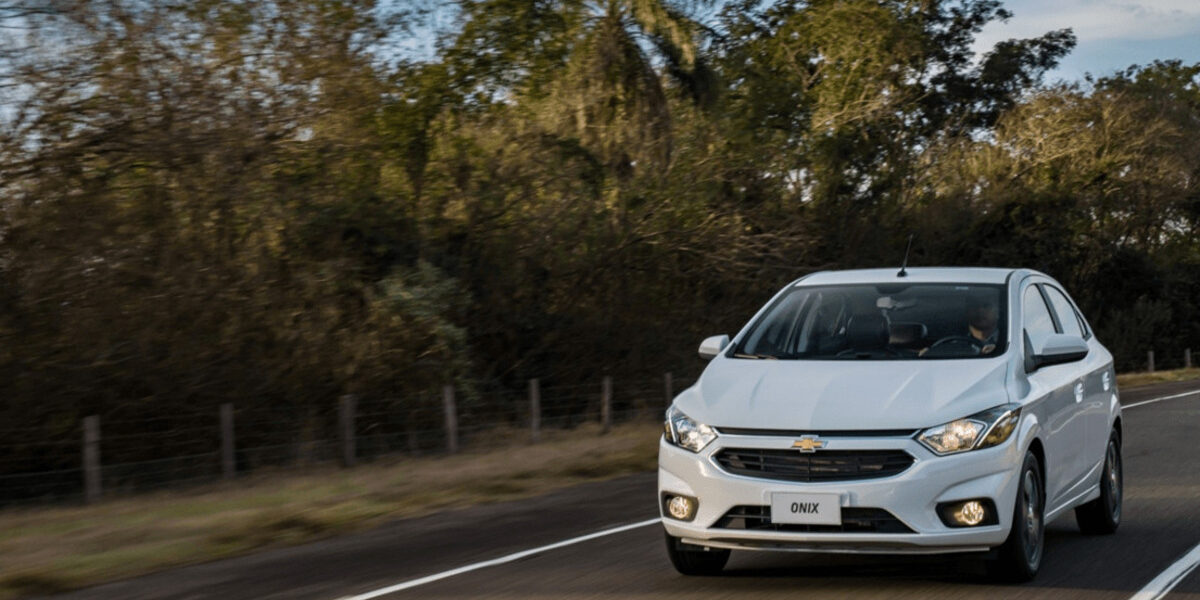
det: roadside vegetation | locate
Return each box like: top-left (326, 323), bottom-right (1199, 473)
top-left (0, 422), bottom-right (660, 599)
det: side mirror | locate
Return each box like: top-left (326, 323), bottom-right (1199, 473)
top-left (698, 335), bottom-right (730, 360)
top-left (1029, 333), bottom-right (1088, 371)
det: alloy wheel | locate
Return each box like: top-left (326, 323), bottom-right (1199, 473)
top-left (1107, 440), bottom-right (1122, 522)
top-left (1023, 469), bottom-right (1043, 567)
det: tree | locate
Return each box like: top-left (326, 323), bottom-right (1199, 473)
top-left (715, 0), bottom-right (1075, 264)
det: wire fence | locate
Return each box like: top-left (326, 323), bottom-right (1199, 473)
top-left (0, 373), bottom-right (686, 508)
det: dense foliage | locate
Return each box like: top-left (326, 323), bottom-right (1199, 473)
top-left (1, 1), bottom-right (1197, 480)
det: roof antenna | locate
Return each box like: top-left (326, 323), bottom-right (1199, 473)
top-left (897, 234), bottom-right (914, 278)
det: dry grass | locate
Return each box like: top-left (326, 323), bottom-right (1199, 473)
top-left (0, 422), bottom-right (661, 599)
top-left (1117, 367), bottom-right (1200, 389)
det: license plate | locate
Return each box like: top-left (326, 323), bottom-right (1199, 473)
top-left (770, 492), bottom-right (842, 525)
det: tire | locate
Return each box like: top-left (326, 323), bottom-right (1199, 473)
top-left (664, 531), bottom-right (730, 576)
top-left (1075, 429), bottom-right (1122, 535)
top-left (987, 450), bottom-right (1045, 582)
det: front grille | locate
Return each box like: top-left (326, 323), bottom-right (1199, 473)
top-left (714, 448), bottom-right (914, 482)
top-left (714, 505), bottom-right (914, 533)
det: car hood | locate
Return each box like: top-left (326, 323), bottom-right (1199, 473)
top-left (675, 357), bottom-right (1011, 431)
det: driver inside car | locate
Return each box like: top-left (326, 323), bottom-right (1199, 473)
top-left (967, 296), bottom-right (1000, 354)
top-left (918, 295), bottom-right (1000, 356)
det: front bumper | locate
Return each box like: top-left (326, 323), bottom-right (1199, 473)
top-left (658, 432), bottom-right (1022, 554)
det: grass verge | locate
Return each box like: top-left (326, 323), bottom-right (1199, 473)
top-left (1116, 367), bottom-right (1200, 389)
top-left (0, 422), bottom-right (661, 599)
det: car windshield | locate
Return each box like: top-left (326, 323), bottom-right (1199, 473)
top-left (733, 283), bottom-right (1007, 360)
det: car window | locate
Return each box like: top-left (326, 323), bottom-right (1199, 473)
top-left (1074, 308), bottom-right (1091, 338)
top-left (1043, 286), bottom-right (1083, 338)
top-left (733, 283), bottom-right (1006, 360)
top-left (1069, 301), bottom-right (1091, 339)
top-left (1022, 286), bottom-right (1057, 351)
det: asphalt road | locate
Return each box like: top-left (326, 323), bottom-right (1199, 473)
top-left (45, 378), bottom-right (1200, 600)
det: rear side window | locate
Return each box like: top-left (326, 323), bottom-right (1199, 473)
top-left (1022, 286), bottom-right (1057, 350)
top-left (1043, 286), bottom-right (1084, 338)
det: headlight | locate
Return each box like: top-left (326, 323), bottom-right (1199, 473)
top-left (918, 404), bottom-right (1021, 456)
top-left (664, 406), bottom-right (717, 453)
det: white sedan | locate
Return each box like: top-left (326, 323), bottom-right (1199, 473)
top-left (660, 267), bottom-right (1123, 581)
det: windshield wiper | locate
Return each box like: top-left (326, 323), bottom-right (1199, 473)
top-left (733, 352), bottom-right (779, 360)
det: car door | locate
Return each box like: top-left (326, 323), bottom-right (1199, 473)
top-left (1041, 284), bottom-right (1109, 480)
top-left (1021, 282), bottom-right (1089, 508)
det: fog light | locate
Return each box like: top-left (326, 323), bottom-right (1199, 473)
top-left (664, 494), bottom-right (697, 521)
top-left (955, 501), bottom-right (985, 526)
top-left (937, 498), bottom-right (997, 528)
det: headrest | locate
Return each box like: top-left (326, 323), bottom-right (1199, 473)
top-left (889, 322), bottom-right (928, 348)
top-left (846, 313), bottom-right (890, 350)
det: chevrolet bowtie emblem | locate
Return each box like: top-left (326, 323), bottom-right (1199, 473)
top-left (792, 436), bottom-right (826, 453)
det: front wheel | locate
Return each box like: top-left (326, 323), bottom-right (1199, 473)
top-left (664, 532), bottom-right (730, 576)
top-left (987, 451), bottom-right (1044, 582)
top-left (1075, 430), bottom-right (1122, 535)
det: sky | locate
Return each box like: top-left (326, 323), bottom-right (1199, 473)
top-left (973, 0), bottom-right (1200, 81)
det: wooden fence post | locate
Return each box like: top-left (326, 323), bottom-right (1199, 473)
top-left (82, 416), bottom-right (101, 503)
top-left (220, 403), bottom-right (235, 480)
top-left (601, 376), bottom-right (612, 434)
top-left (1186, 348), bottom-right (1193, 370)
top-left (663, 372), bottom-right (673, 408)
top-left (1148, 350), bottom-right (1156, 373)
top-left (529, 378), bottom-right (541, 443)
top-left (443, 385), bottom-right (458, 454)
top-left (339, 395), bottom-right (357, 468)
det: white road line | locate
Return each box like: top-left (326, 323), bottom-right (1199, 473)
top-left (335, 518), bottom-right (661, 600)
top-left (1118, 387), bottom-right (1200, 600)
top-left (1125, 389), bottom-right (1200, 410)
top-left (1129, 542), bottom-right (1200, 600)
top-left (335, 384), bottom-right (1200, 600)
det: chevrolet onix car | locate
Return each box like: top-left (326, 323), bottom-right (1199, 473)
top-left (660, 268), bottom-right (1122, 581)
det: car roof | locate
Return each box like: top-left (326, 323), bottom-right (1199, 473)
top-left (796, 267), bottom-right (1024, 287)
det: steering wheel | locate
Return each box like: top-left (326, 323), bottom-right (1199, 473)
top-left (928, 335), bottom-right (983, 355)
